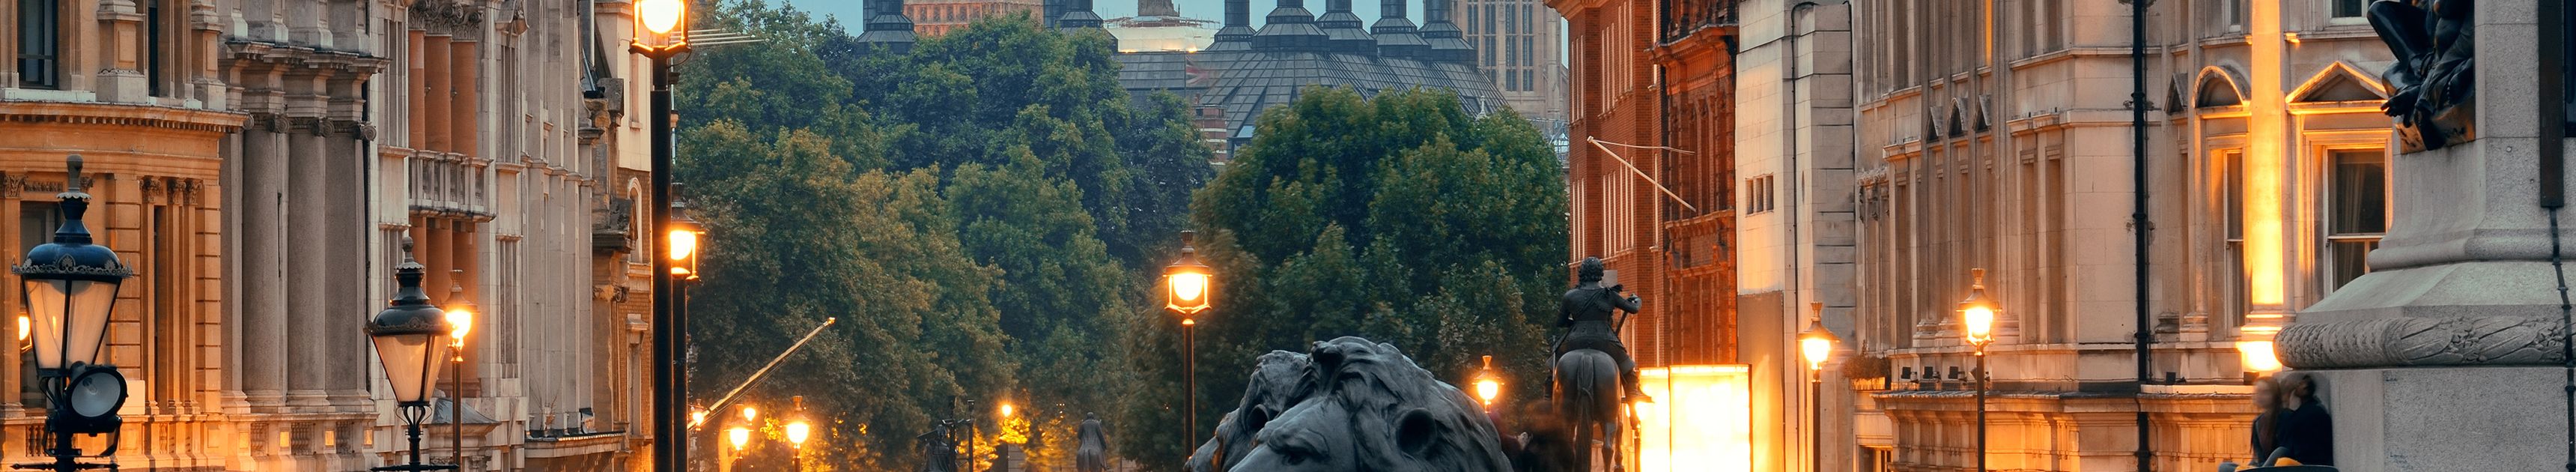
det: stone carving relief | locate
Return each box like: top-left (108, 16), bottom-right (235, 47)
top-left (2276, 315), bottom-right (2570, 369)
top-left (2369, 0), bottom-right (2477, 152)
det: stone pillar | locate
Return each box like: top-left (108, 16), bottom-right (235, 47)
top-left (239, 116), bottom-right (287, 412)
top-left (326, 118), bottom-right (371, 411)
top-left (409, 29), bottom-right (428, 148)
top-left (286, 111), bottom-right (331, 408)
top-left (450, 40), bottom-right (478, 160)
top-left (2276, 1), bottom-right (2576, 470)
top-left (424, 34), bottom-right (453, 154)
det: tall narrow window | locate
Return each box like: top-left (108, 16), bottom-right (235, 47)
top-left (2327, 149), bottom-right (2388, 291)
top-left (2222, 151), bottom-right (2249, 328)
top-left (2330, 0), bottom-right (2368, 19)
top-left (18, 0), bottom-right (62, 89)
top-left (148, 206), bottom-right (182, 412)
top-left (147, 0), bottom-right (166, 96)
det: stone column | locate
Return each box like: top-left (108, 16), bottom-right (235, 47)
top-left (286, 110), bottom-right (331, 409)
top-left (409, 29), bottom-right (428, 148)
top-left (239, 116), bottom-right (287, 412)
top-left (326, 118), bottom-right (371, 411)
top-left (424, 34), bottom-right (452, 154)
top-left (2276, 1), bottom-right (2576, 471)
top-left (450, 40), bottom-right (478, 161)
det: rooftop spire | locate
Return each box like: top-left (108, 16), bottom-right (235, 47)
top-left (857, 0), bottom-right (917, 53)
top-left (1418, 0), bottom-right (1469, 62)
top-left (1210, 0), bottom-right (1254, 49)
top-left (1057, 0), bottom-right (1103, 29)
top-left (1314, 0), bottom-right (1373, 53)
top-left (1370, 0), bottom-right (1424, 58)
top-left (1253, 0), bottom-right (1325, 51)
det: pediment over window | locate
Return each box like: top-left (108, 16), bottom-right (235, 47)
top-left (2290, 62), bottom-right (2389, 103)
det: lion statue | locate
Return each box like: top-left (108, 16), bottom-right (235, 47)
top-left (1226, 336), bottom-right (1512, 471)
top-left (1190, 350), bottom-right (1315, 472)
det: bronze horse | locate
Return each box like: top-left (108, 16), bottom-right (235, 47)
top-left (1552, 348), bottom-right (1626, 472)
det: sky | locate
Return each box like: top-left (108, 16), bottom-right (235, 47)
top-left (779, 0), bottom-right (1433, 33)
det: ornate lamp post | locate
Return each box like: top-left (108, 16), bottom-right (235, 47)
top-left (1957, 268), bottom-right (1999, 472)
top-left (368, 239), bottom-right (456, 471)
top-left (786, 396), bottom-right (811, 471)
top-left (722, 426), bottom-right (751, 472)
top-left (631, 0), bottom-right (694, 468)
top-left (1799, 302), bottom-right (1839, 472)
top-left (1472, 355), bottom-right (1501, 411)
top-left (1162, 231), bottom-right (1213, 445)
top-left (13, 156), bottom-right (132, 472)
top-left (444, 277), bottom-right (475, 469)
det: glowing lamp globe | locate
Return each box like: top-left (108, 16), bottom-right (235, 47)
top-left (1957, 268), bottom-right (1998, 348)
top-left (1164, 231), bottom-right (1213, 315)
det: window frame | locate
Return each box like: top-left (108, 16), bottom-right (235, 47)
top-left (17, 0), bottom-right (63, 89)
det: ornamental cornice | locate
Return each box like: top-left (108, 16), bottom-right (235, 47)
top-left (0, 101), bottom-right (244, 133)
top-left (2276, 315), bottom-right (2572, 369)
top-left (222, 40), bottom-right (390, 76)
top-left (412, 0), bottom-right (485, 31)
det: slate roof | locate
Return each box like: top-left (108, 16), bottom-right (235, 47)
top-left (1111, 37), bottom-right (1505, 136)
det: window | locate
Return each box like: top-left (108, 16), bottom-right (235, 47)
top-left (2220, 150), bottom-right (2249, 327)
top-left (2330, 0), bottom-right (2367, 19)
top-left (1746, 175), bottom-right (1777, 214)
top-left (2326, 149), bottom-right (2387, 291)
top-left (148, 0), bottom-right (165, 96)
top-left (18, 0), bottom-right (62, 89)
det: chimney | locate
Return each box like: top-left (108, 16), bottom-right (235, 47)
top-left (857, 0), bottom-right (917, 53)
top-left (1252, 0), bottom-right (1325, 51)
top-left (1370, 0), bottom-right (1424, 58)
top-left (1418, 0), bottom-right (1470, 63)
top-left (1210, 0), bottom-right (1254, 49)
top-left (1314, 0), bottom-right (1373, 53)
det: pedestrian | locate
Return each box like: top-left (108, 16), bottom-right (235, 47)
top-left (2218, 377), bottom-right (2287, 472)
top-left (2273, 371), bottom-right (2336, 466)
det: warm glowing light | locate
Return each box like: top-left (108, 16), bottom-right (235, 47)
top-left (999, 402), bottom-right (1014, 418)
top-left (1636, 365), bottom-right (1753, 472)
top-left (1957, 268), bottom-right (1997, 347)
top-left (445, 307), bottom-right (473, 347)
top-left (741, 405), bottom-right (758, 423)
top-left (15, 315), bottom-right (27, 342)
top-left (668, 227), bottom-right (699, 261)
top-left (726, 426), bottom-right (751, 450)
top-left (690, 408), bottom-right (709, 429)
top-left (637, 0), bottom-right (686, 34)
top-left (785, 420), bottom-right (812, 446)
top-left (1167, 273), bottom-right (1209, 307)
top-left (1799, 330), bottom-right (1837, 372)
top-left (2237, 340), bottom-right (2284, 372)
top-left (1471, 354), bottom-right (1501, 407)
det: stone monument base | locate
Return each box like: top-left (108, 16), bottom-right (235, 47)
top-left (2306, 366), bottom-right (2570, 472)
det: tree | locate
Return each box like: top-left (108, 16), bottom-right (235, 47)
top-left (1111, 87), bottom-right (1569, 465)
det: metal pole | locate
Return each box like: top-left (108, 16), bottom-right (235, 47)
top-left (455, 349), bottom-right (466, 470)
top-left (2127, 0), bottom-right (2155, 469)
top-left (648, 46), bottom-right (680, 472)
top-left (1975, 349), bottom-right (1987, 472)
top-left (1810, 373), bottom-right (1822, 472)
top-left (1185, 318), bottom-right (1197, 450)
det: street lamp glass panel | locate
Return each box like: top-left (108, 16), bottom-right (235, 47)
top-left (742, 405), bottom-right (758, 423)
top-left (16, 314), bottom-right (27, 342)
top-left (786, 420), bottom-right (811, 446)
top-left (1799, 333), bottom-right (1835, 371)
top-left (371, 332), bottom-right (449, 404)
top-left (1961, 305), bottom-right (1994, 345)
top-left (668, 227), bottom-right (699, 261)
top-left (728, 426), bottom-right (752, 450)
top-left (1167, 272), bottom-right (1209, 308)
top-left (446, 308), bottom-right (473, 346)
top-left (24, 279), bottom-right (118, 370)
top-left (1000, 402), bottom-right (1014, 417)
top-left (1474, 378), bottom-right (1499, 405)
top-left (637, 0), bottom-right (686, 34)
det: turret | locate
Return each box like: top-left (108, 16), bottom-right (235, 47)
top-left (1369, 0), bottom-right (1424, 58)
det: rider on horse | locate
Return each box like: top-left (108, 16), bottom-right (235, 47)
top-left (1556, 257), bottom-right (1647, 402)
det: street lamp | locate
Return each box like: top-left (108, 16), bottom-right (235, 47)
top-left (1799, 302), bottom-right (1839, 472)
top-left (1163, 230), bottom-right (1212, 446)
top-left (368, 238), bottom-right (456, 471)
top-left (445, 277), bottom-right (474, 470)
top-left (669, 184), bottom-right (705, 280)
top-left (1472, 355), bottom-right (1501, 411)
top-left (723, 426), bottom-right (752, 472)
top-left (786, 396), bottom-right (812, 471)
top-left (633, 0), bottom-right (694, 469)
top-left (13, 155), bottom-right (132, 471)
top-left (1957, 268), bottom-right (1998, 472)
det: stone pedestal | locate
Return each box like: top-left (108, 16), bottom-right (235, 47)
top-left (2305, 366), bottom-right (2571, 471)
top-left (2276, 0), bottom-right (2576, 470)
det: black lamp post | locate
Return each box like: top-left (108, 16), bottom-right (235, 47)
top-left (1162, 231), bottom-right (1212, 447)
top-left (367, 238), bottom-right (456, 471)
top-left (1799, 302), bottom-right (1839, 472)
top-left (630, 0), bottom-right (693, 470)
top-left (1958, 268), bottom-right (1998, 472)
top-left (12, 155), bottom-right (133, 472)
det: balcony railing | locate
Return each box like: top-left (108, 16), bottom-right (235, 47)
top-left (1659, 0), bottom-right (1735, 44)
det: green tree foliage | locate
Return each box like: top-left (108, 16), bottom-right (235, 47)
top-left (673, 1), bottom-right (1210, 469)
top-left (1111, 87), bottom-right (1570, 465)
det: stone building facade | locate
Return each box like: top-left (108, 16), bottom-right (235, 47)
top-left (1, 0), bottom-right (651, 471)
top-left (905, 0), bottom-right (1047, 37)
top-left (1831, 1), bottom-right (2396, 471)
top-left (1459, 0), bottom-right (1564, 121)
